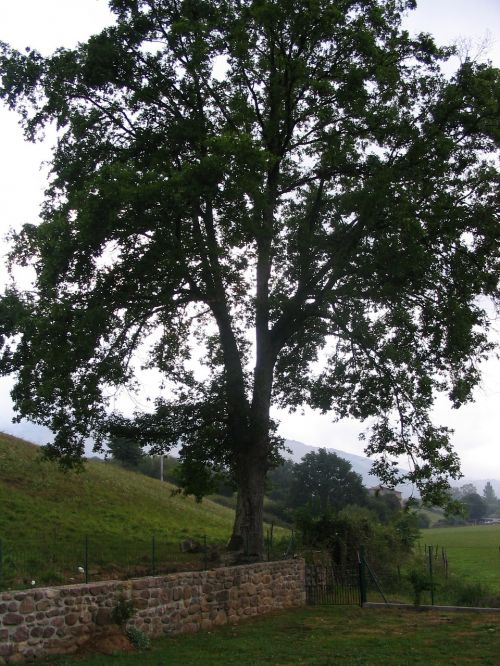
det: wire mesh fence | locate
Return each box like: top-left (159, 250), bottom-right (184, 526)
top-left (363, 542), bottom-right (500, 608)
top-left (0, 535), bottom-right (210, 590)
top-left (0, 527), bottom-right (295, 592)
top-left (2, 530), bottom-right (497, 609)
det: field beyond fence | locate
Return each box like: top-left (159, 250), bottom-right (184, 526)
top-left (362, 525), bottom-right (500, 608)
top-left (419, 525), bottom-right (500, 593)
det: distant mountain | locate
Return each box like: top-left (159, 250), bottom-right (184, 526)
top-left (2, 418), bottom-right (498, 499)
top-left (284, 439), bottom-right (379, 480)
top-left (283, 439), bottom-right (500, 501)
top-left (283, 438), bottom-right (415, 495)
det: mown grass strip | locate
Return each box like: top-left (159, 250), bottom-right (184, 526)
top-left (46, 606), bottom-right (500, 666)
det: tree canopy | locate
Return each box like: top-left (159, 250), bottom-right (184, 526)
top-left (107, 436), bottom-right (144, 467)
top-left (0, 0), bottom-right (499, 556)
top-left (461, 492), bottom-right (487, 522)
top-left (482, 481), bottom-right (498, 515)
top-left (289, 448), bottom-right (366, 513)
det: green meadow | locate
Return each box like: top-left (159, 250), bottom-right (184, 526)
top-left (420, 525), bottom-right (500, 593)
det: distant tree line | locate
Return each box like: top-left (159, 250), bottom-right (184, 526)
top-left (107, 437), bottom-right (499, 529)
top-left (107, 440), bottom-right (407, 520)
top-left (443, 482), bottom-right (500, 523)
top-left (266, 449), bottom-right (404, 524)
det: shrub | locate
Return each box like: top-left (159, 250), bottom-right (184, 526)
top-left (112, 594), bottom-right (136, 627)
top-left (407, 567), bottom-right (433, 606)
top-left (295, 504), bottom-right (418, 577)
top-left (38, 571), bottom-right (65, 585)
top-left (415, 512), bottom-right (431, 529)
top-left (126, 626), bottom-right (151, 649)
top-left (440, 578), bottom-right (500, 608)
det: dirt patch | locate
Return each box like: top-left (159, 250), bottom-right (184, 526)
top-left (91, 633), bottom-right (134, 655)
top-left (72, 630), bottom-right (135, 659)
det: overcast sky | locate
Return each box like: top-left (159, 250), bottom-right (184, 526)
top-left (0, 1), bottom-right (498, 480)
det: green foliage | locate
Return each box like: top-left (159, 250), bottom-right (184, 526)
top-left (415, 512), bottom-right (431, 529)
top-left (296, 503), bottom-right (418, 574)
top-left (112, 595), bottom-right (136, 628)
top-left (262, 497), bottom-right (294, 526)
top-left (392, 511), bottom-right (421, 548)
top-left (108, 438), bottom-right (144, 468)
top-left (482, 482), bottom-right (499, 516)
top-left (366, 493), bottom-right (403, 524)
top-left (433, 515), bottom-right (468, 527)
top-left (407, 567), bottom-right (432, 606)
top-left (446, 579), bottom-right (493, 608)
top-left (125, 626), bottom-right (151, 650)
top-left (450, 483), bottom-right (478, 499)
top-left (266, 460), bottom-right (296, 504)
top-left (403, 551), bottom-right (500, 608)
top-left (171, 455), bottom-right (234, 503)
top-left (461, 492), bottom-right (488, 521)
top-left (137, 454), bottom-right (179, 484)
top-left (1, 0), bottom-right (499, 553)
top-left (289, 449), bottom-right (367, 514)
top-left (483, 482), bottom-right (497, 504)
top-left (37, 571), bottom-right (65, 586)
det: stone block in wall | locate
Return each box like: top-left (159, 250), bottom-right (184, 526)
top-left (2, 614), bottom-right (22, 626)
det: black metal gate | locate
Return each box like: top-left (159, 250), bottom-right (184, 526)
top-left (305, 563), bottom-right (361, 606)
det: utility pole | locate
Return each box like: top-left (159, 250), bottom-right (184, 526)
top-left (160, 454), bottom-right (163, 482)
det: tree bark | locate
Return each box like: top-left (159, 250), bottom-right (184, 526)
top-left (228, 452), bottom-right (268, 558)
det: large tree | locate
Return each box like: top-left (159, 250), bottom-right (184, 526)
top-left (0, 0), bottom-right (498, 557)
top-left (462, 492), bottom-right (487, 522)
top-left (289, 449), bottom-right (367, 513)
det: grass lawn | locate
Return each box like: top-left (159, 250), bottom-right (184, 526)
top-left (419, 525), bottom-right (500, 593)
top-left (45, 605), bottom-right (500, 666)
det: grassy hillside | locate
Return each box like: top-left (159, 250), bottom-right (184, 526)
top-left (0, 433), bottom-right (264, 589)
top-left (419, 524), bottom-right (500, 593)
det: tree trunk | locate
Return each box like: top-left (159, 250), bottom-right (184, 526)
top-left (226, 490), bottom-right (245, 552)
top-left (227, 453), bottom-right (268, 559)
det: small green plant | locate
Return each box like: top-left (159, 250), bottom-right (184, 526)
top-left (111, 594), bottom-right (136, 627)
top-left (407, 568), bottom-right (432, 607)
top-left (38, 571), bottom-right (65, 585)
top-left (442, 578), bottom-right (499, 608)
top-left (126, 626), bottom-right (151, 649)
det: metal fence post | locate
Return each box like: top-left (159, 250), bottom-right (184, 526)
top-left (358, 545), bottom-right (367, 606)
top-left (84, 536), bottom-right (89, 584)
top-left (152, 534), bottom-right (156, 576)
top-left (428, 545), bottom-right (434, 605)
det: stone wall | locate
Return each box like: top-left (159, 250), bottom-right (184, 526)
top-left (0, 559), bottom-right (305, 663)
